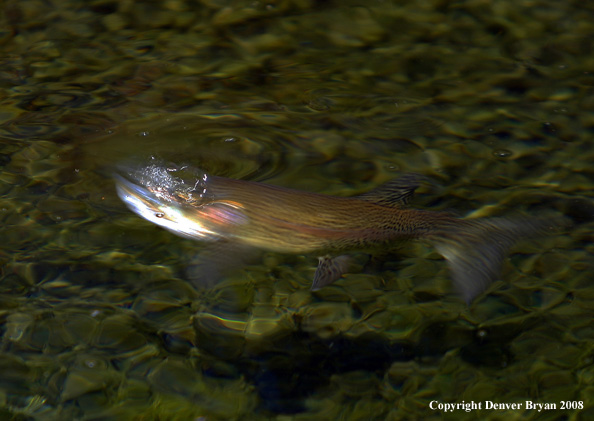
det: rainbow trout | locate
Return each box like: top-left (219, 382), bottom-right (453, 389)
top-left (115, 163), bottom-right (564, 302)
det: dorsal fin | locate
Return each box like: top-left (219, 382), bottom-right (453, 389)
top-left (357, 173), bottom-right (427, 207)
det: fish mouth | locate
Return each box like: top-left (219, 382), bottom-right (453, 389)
top-left (114, 172), bottom-right (172, 219)
top-left (114, 164), bottom-right (248, 241)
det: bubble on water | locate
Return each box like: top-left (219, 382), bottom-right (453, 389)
top-left (492, 148), bottom-right (512, 158)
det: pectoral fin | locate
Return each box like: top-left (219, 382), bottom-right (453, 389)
top-left (185, 240), bottom-right (261, 289)
top-left (311, 255), bottom-right (352, 290)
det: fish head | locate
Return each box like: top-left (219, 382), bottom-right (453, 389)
top-left (114, 163), bottom-right (249, 241)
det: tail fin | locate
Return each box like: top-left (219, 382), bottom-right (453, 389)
top-left (431, 215), bottom-right (570, 303)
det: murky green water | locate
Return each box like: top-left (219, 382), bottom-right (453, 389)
top-left (0, 0), bottom-right (593, 419)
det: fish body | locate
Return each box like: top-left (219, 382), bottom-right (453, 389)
top-left (181, 177), bottom-right (444, 253)
top-left (115, 163), bottom-right (565, 302)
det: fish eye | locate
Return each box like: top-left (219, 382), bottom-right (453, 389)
top-left (155, 212), bottom-right (165, 218)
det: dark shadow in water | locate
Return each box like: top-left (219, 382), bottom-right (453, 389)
top-left (238, 331), bottom-right (414, 414)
